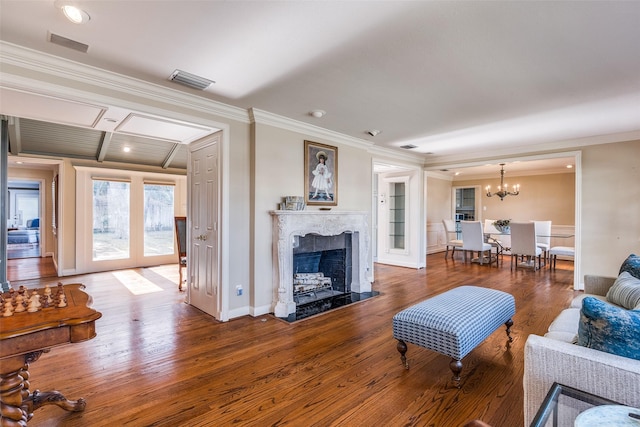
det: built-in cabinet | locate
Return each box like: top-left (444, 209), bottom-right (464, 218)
top-left (388, 182), bottom-right (405, 250)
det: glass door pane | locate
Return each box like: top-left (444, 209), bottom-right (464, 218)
top-left (389, 182), bottom-right (405, 250)
top-left (93, 180), bottom-right (130, 260)
top-left (143, 184), bottom-right (175, 256)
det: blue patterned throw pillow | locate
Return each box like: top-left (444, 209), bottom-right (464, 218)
top-left (577, 297), bottom-right (640, 360)
top-left (619, 254), bottom-right (640, 280)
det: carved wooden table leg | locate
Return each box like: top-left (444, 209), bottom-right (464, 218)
top-left (1, 350), bottom-right (87, 426)
top-left (19, 351), bottom-right (86, 420)
top-left (0, 365), bottom-right (28, 426)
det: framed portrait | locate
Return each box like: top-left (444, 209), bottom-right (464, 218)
top-left (304, 140), bottom-right (338, 206)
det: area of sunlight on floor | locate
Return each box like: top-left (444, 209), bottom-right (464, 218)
top-left (113, 270), bottom-right (164, 295)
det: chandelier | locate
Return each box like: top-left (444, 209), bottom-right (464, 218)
top-left (485, 163), bottom-right (520, 201)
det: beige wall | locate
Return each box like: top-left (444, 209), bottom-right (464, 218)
top-left (251, 122), bottom-right (373, 314)
top-left (581, 139), bottom-right (640, 277)
top-left (427, 171), bottom-right (575, 234)
top-left (426, 175), bottom-right (453, 227)
top-left (455, 172), bottom-right (575, 225)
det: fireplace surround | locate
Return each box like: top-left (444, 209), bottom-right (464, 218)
top-left (270, 210), bottom-right (372, 318)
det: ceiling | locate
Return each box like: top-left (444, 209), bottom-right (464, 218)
top-left (1, 1), bottom-right (640, 170)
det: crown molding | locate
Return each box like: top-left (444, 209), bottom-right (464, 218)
top-left (248, 108), bottom-right (425, 165)
top-left (249, 108), bottom-right (374, 150)
top-left (0, 41), bottom-right (250, 125)
top-left (422, 129), bottom-right (640, 167)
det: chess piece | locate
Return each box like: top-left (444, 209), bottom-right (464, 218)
top-left (57, 292), bottom-right (67, 308)
top-left (14, 294), bottom-right (26, 312)
top-left (43, 285), bottom-right (53, 308)
top-left (27, 291), bottom-right (41, 312)
top-left (2, 300), bottom-right (14, 317)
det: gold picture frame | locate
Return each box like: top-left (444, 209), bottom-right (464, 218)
top-left (304, 140), bottom-right (337, 206)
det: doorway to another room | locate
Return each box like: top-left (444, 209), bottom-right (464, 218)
top-left (6, 179), bottom-right (41, 259)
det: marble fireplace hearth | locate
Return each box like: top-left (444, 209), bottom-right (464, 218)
top-left (270, 210), bottom-right (372, 320)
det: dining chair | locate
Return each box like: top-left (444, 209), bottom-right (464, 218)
top-left (442, 219), bottom-right (463, 259)
top-left (548, 246), bottom-right (575, 270)
top-left (174, 216), bottom-right (187, 291)
top-left (460, 221), bottom-right (497, 267)
top-left (533, 220), bottom-right (552, 266)
top-left (509, 222), bottom-right (542, 271)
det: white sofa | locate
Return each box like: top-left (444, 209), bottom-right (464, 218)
top-left (523, 275), bottom-right (640, 425)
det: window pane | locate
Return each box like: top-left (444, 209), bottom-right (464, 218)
top-left (143, 184), bottom-right (175, 256)
top-left (93, 180), bottom-right (130, 260)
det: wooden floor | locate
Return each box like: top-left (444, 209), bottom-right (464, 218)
top-left (6, 256), bottom-right (58, 282)
top-left (9, 253), bottom-right (577, 427)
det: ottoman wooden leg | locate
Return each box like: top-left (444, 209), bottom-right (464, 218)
top-left (396, 340), bottom-right (409, 369)
top-left (450, 359), bottom-right (463, 388)
top-left (504, 319), bottom-right (514, 342)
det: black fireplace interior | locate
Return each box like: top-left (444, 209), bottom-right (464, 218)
top-left (286, 232), bottom-right (377, 322)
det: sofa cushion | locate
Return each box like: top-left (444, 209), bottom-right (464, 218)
top-left (619, 253), bottom-right (640, 280)
top-left (570, 293), bottom-right (608, 309)
top-left (606, 271), bottom-right (640, 310)
top-left (548, 308), bottom-right (580, 334)
top-left (577, 297), bottom-right (640, 360)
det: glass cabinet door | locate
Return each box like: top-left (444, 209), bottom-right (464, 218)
top-left (389, 182), bottom-right (405, 250)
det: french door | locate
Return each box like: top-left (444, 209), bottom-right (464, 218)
top-left (75, 167), bottom-right (185, 274)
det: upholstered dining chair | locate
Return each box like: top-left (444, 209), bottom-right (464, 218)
top-left (509, 222), bottom-right (543, 271)
top-left (548, 246), bottom-right (575, 270)
top-left (174, 216), bottom-right (187, 291)
top-left (460, 221), bottom-right (497, 267)
top-left (442, 219), bottom-right (463, 259)
top-left (532, 220), bottom-right (552, 266)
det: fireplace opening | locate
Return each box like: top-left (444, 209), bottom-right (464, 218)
top-left (287, 232), bottom-right (376, 321)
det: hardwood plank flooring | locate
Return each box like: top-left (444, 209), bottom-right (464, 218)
top-left (7, 254), bottom-right (577, 427)
top-left (6, 256), bottom-right (57, 282)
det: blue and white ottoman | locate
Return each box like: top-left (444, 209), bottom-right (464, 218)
top-left (392, 285), bottom-right (515, 387)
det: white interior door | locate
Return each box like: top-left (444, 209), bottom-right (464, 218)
top-left (188, 138), bottom-right (219, 318)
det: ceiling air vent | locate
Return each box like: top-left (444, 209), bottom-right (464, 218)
top-left (169, 69), bottom-right (214, 90)
top-left (400, 144), bottom-right (417, 149)
top-left (48, 32), bottom-right (89, 53)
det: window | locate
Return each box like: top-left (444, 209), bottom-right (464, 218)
top-left (143, 184), bottom-right (175, 256)
top-left (92, 180), bottom-right (130, 260)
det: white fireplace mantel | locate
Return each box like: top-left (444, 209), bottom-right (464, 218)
top-left (270, 210), bottom-right (372, 318)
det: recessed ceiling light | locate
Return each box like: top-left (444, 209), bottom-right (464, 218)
top-left (566, 164), bottom-right (573, 169)
top-left (55, 1), bottom-right (91, 24)
top-left (310, 110), bottom-right (325, 118)
top-left (16, 161), bottom-right (24, 164)
top-left (123, 146), bottom-right (131, 153)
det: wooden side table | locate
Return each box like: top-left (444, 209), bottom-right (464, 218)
top-left (0, 284), bottom-right (102, 426)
